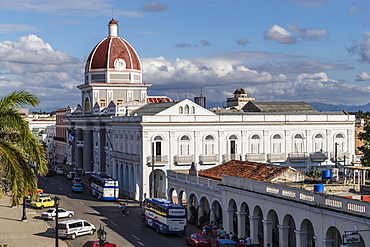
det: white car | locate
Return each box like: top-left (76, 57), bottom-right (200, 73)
top-left (41, 208), bottom-right (74, 220)
top-left (67, 172), bottom-right (76, 179)
top-left (55, 167), bottom-right (64, 175)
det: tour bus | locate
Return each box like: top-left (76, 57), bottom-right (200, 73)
top-left (88, 174), bottom-right (119, 201)
top-left (141, 198), bottom-right (187, 234)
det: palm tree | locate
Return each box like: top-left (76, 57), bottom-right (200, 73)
top-left (0, 90), bottom-right (47, 206)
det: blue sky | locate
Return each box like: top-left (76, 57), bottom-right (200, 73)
top-left (1, 0), bottom-right (370, 111)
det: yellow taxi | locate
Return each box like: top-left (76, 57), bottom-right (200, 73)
top-left (30, 195), bottom-right (55, 208)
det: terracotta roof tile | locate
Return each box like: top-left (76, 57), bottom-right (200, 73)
top-left (198, 160), bottom-right (304, 182)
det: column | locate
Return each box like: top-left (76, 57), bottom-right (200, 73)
top-left (209, 206), bottom-right (216, 224)
top-left (99, 128), bottom-right (106, 173)
top-left (194, 131), bottom-right (200, 170)
top-left (326, 129), bottom-right (332, 164)
top-left (285, 130), bottom-right (290, 161)
top-left (236, 212), bottom-right (247, 239)
top-left (83, 129), bottom-right (93, 172)
top-left (249, 216), bottom-right (260, 245)
top-left (295, 230), bottom-right (308, 247)
top-left (263, 130), bottom-right (269, 161)
top-left (262, 220), bottom-right (274, 247)
top-left (219, 131), bottom-right (224, 163)
top-left (242, 131), bottom-right (248, 161)
top-left (187, 198), bottom-right (193, 221)
top-left (169, 131), bottom-right (175, 170)
top-left (225, 208), bottom-right (235, 234)
top-left (277, 225), bottom-right (290, 247)
top-left (75, 128), bottom-right (83, 169)
top-left (198, 203), bottom-right (204, 225)
top-left (142, 131), bottom-right (150, 199)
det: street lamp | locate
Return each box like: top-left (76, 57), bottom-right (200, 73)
top-left (21, 197), bottom-right (27, 222)
top-left (97, 225), bottom-right (107, 247)
top-left (54, 196), bottom-right (61, 247)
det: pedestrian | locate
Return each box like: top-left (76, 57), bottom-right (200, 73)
top-left (245, 236), bottom-right (252, 247)
top-left (121, 203), bottom-right (127, 216)
top-left (202, 227), bottom-right (207, 235)
top-left (238, 239), bottom-right (246, 247)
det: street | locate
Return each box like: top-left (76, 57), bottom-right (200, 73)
top-left (36, 173), bottom-right (192, 247)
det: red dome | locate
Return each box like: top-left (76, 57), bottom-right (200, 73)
top-left (109, 19), bottom-right (117, 25)
top-left (85, 36), bottom-right (141, 73)
top-left (234, 88), bottom-right (246, 94)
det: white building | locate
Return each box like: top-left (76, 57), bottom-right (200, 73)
top-left (65, 19), bottom-right (356, 202)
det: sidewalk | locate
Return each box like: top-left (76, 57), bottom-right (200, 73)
top-left (0, 194), bottom-right (68, 247)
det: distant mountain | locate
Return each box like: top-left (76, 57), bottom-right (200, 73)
top-left (308, 102), bottom-right (370, 113)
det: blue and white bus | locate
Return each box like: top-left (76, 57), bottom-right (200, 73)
top-left (141, 198), bottom-right (187, 234)
top-left (88, 174), bottom-right (119, 201)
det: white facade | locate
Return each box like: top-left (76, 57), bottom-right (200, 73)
top-left (64, 19), bottom-right (356, 203)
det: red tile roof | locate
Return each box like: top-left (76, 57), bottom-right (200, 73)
top-left (199, 160), bottom-right (304, 182)
top-left (147, 97), bottom-right (172, 103)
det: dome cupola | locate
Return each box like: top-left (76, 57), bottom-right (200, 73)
top-left (84, 19), bottom-right (142, 84)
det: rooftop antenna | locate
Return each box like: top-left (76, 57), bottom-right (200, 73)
top-left (200, 86), bottom-right (203, 96)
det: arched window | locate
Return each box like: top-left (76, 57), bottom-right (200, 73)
top-left (191, 106), bottom-right (195, 114)
top-left (153, 135), bottom-right (163, 159)
top-left (272, 134), bottom-right (282, 153)
top-left (314, 133), bottom-right (324, 152)
top-left (293, 134), bottom-right (304, 153)
top-left (251, 134), bottom-right (261, 154)
top-left (335, 133), bottom-right (344, 152)
top-left (204, 135), bottom-right (215, 155)
top-left (184, 105), bottom-right (189, 114)
top-left (179, 106), bottom-right (183, 114)
top-left (228, 135), bottom-right (238, 156)
top-left (180, 135), bottom-right (190, 155)
top-left (84, 98), bottom-right (90, 112)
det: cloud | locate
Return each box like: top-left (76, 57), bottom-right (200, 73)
top-left (0, 34), bottom-right (82, 109)
top-left (290, 0), bottom-right (325, 8)
top-left (47, 19), bottom-right (83, 24)
top-left (356, 72), bottom-right (370, 81)
top-left (264, 25), bottom-right (297, 44)
top-left (347, 6), bottom-right (360, 14)
top-left (235, 37), bottom-right (250, 46)
top-left (176, 43), bottom-right (192, 48)
top-left (348, 32), bottom-right (370, 63)
top-left (141, 3), bottom-right (168, 12)
top-left (200, 40), bottom-right (212, 46)
top-left (0, 23), bottom-right (40, 33)
top-left (0, 0), bottom-right (145, 18)
top-left (287, 24), bottom-right (329, 41)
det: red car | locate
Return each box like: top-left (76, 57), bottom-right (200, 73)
top-left (186, 233), bottom-right (212, 247)
top-left (82, 240), bottom-right (117, 247)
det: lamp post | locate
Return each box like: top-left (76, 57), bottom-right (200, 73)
top-left (21, 197), bottom-right (27, 222)
top-left (54, 196), bottom-right (61, 247)
top-left (97, 225), bottom-right (107, 247)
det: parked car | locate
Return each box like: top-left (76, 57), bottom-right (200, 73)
top-left (55, 167), bottom-right (64, 175)
top-left (72, 183), bottom-right (84, 193)
top-left (46, 168), bottom-right (55, 176)
top-left (26, 194), bottom-right (49, 206)
top-left (67, 172), bottom-right (76, 180)
top-left (30, 196), bottom-right (55, 209)
top-left (41, 208), bottom-right (74, 220)
top-left (73, 177), bottom-right (82, 184)
top-left (83, 240), bottom-right (117, 247)
top-left (186, 233), bottom-right (212, 247)
top-left (57, 218), bottom-right (95, 239)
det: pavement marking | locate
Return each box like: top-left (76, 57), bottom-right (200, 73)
top-left (50, 182), bottom-right (55, 185)
top-left (132, 235), bottom-right (140, 241)
top-left (80, 201), bottom-right (85, 205)
top-left (94, 211), bottom-right (100, 214)
top-left (111, 221), bottom-right (117, 226)
top-left (137, 242), bottom-right (144, 246)
top-left (67, 194), bottom-right (72, 197)
top-left (59, 187), bottom-right (63, 190)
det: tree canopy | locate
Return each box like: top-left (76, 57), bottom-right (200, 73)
top-left (0, 90), bottom-right (47, 205)
top-left (358, 116), bottom-right (370, 167)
